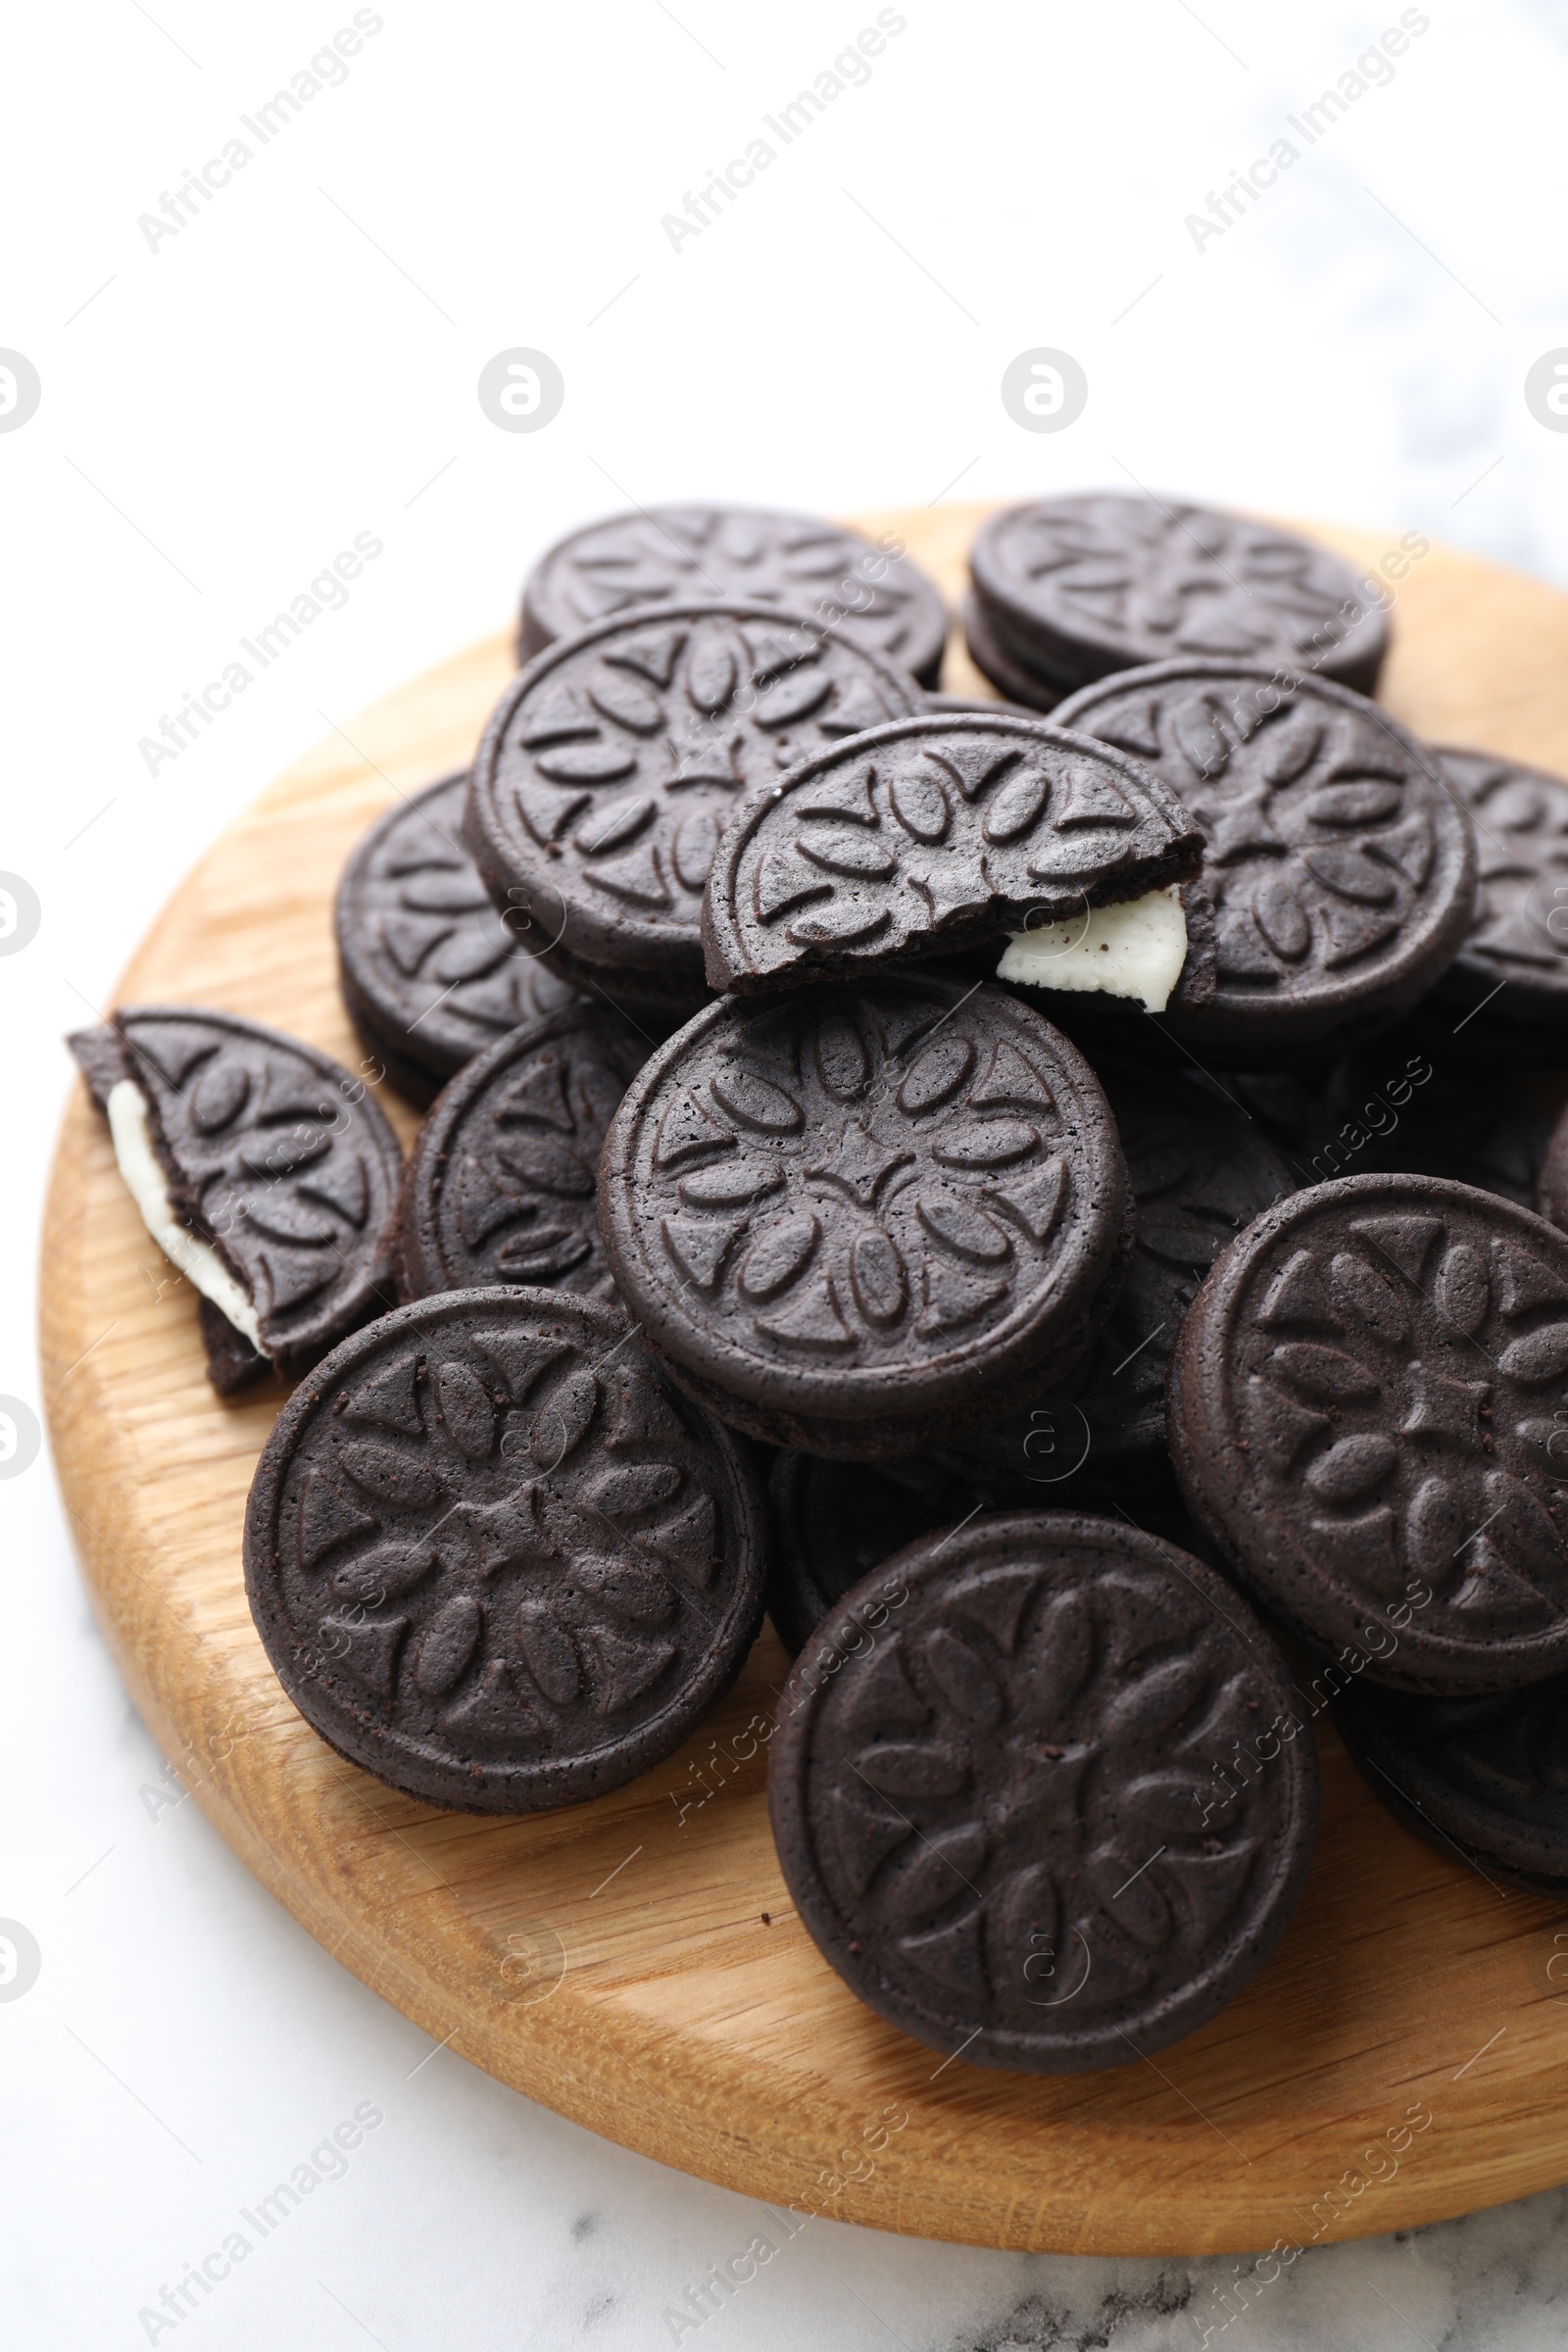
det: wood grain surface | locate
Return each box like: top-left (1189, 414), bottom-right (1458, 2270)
top-left (39, 506), bottom-right (1568, 2255)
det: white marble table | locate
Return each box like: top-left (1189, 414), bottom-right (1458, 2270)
top-left (6, 1), bottom-right (1568, 2341)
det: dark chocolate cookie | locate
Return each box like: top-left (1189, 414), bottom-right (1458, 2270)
top-left (394, 1005), bottom-right (648, 1304)
top-left (520, 504), bottom-right (948, 685)
top-left (1052, 662), bottom-right (1477, 1061)
top-left (466, 602), bottom-right (924, 1029)
top-left (244, 1287), bottom-right (767, 1812)
top-left (969, 496), bottom-right (1388, 697)
top-left (701, 713), bottom-right (1203, 997)
top-left (1233, 1050), bottom-right (1549, 1208)
top-left (69, 1006), bottom-right (403, 1392)
top-left (1067, 1063), bottom-right (1295, 1475)
top-left (1424, 745), bottom-right (1568, 1054)
top-left (768, 1509), bottom-right (1318, 2072)
top-left (1335, 1673), bottom-right (1568, 1889)
top-left (1170, 1172), bottom-right (1568, 1692)
top-left (598, 978), bottom-right (1133, 1459)
top-left (959, 590), bottom-right (1067, 711)
top-left (335, 772), bottom-right (581, 1106)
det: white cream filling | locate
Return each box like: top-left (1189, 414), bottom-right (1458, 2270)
top-left (107, 1080), bottom-right (263, 1349)
top-left (996, 885), bottom-right (1189, 1014)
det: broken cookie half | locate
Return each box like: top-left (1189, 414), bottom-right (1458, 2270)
top-left (701, 711), bottom-right (1207, 1011)
top-left (70, 1005), bottom-right (404, 1393)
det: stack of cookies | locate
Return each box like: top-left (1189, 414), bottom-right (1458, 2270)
top-left (71, 493), bottom-right (1568, 2078)
top-left (963, 492), bottom-right (1389, 709)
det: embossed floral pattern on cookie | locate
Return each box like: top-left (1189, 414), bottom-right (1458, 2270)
top-left (244, 1291), bottom-right (765, 1812)
top-left (1430, 747), bottom-right (1568, 1032)
top-left (1172, 1175), bottom-right (1568, 1690)
top-left (970, 496), bottom-right (1387, 690)
top-left (599, 979), bottom-right (1132, 1456)
top-left (1055, 662), bottom-right (1477, 1054)
top-left (395, 1006), bottom-right (647, 1303)
top-left (337, 773), bottom-right (581, 1096)
top-left (467, 603), bottom-right (925, 1009)
top-left (521, 503), bottom-right (948, 683)
top-left (769, 1511), bottom-right (1317, 2070)
top-left (703, 713), bottom-right (1202, 994)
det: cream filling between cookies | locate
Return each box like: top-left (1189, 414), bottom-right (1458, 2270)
top-left (107, 1079), bottom-right (264, 1349)
top-left (996, 885), bottom-right (1188, 1013)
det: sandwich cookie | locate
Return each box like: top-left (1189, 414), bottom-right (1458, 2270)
top-left (466, 602), bottom-right (923, 1030)
top-left (597, 976), bottom-right (1133, 1459)
top-left (1050, 662), bottom-right (1477, 1062)
top-left (394, 1004), bottom-right (648, 1304)
top-left (701, 711), bottom-right (1204, 1005)
top-left (336, 771), bottom-right (580, 1106)
top-left (768, 1509), bottom-right (1318, 2071)
top-left (1170, 1173), bottom-right (1568, 1692)
top-left (244, 1287), bottom-right (767, 1812)
top-left (520, 502), bottom-right (948, 685)
top-left (967, 495), bottom-right (1388, 703)
top-left (70, 1005), bottom-right (403, 1392)
top-left (1335, 1671), bottom-right (1568, 1890)
top-left (1422, 745), bottom-right (1568, 1060)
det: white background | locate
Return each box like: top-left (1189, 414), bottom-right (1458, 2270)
top-left (7, 2), bottom-right (1568, 2345)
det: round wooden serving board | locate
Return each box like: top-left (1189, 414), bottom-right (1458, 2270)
top-left (41, 508), bottom-right (1568, 2256)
